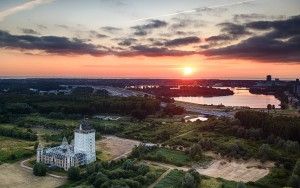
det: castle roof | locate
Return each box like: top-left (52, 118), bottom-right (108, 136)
top-left (75, 119), bottom-right (95, 133)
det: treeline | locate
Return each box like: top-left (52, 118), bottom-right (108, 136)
top-left (0, 126), bottom-right (37, 141)
top-left (235, 111), bottom-right (300, 142)
top-left (0, 93), bottom-right (161, 117)
top-left (132, 86), bottom-right (234, 97)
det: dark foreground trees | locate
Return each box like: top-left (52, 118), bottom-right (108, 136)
top-left (288, 159), bottom-right (300, 188)
top-left (235, 110), bottom-right (300, 142)
top-left (33, 162), bottom-right (47, 176)
top-left (68, 166), bottom-right (81, 181)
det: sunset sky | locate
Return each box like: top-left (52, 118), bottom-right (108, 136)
top-left (0, 0), bottom-right (299, 79)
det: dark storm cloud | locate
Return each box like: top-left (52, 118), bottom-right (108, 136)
top-left (204, 15), bottom-right (300, 62)
top-left (21, 28), bottom-right (40, 35)
top-left (205, 22), bottom-right (251, 47)
top-left (119, 45), bottom-right (195, 57)
top-left (0, 30), bottom-right (108, 56)
top-left (164, 36), bottom-right (200, 46)
top-left (131, 19), bottom-right (167, 36)
top-left (101, 26), bottom-right (122, 33)
top-left (0, 30), bottom-right (195, 57)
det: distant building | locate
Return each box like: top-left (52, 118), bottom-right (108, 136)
top-left (293, 79), bottom-right (300, 97)
top-left (36, 120), bottom-right (96, 170)
top-left (266, 75), bottom-right (272, 82)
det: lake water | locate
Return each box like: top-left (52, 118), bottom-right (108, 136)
top-left (174, 87), bottom-right (281, 108)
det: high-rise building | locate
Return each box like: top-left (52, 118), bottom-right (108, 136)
top-left (266, 75), bottom-right (272, 82)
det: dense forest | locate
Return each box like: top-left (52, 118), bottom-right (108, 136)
top-left (235, 111), bottom-right (300, 142)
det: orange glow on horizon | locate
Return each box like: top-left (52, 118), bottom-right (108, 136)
top-left (0, 49), bottom-right (300, 80)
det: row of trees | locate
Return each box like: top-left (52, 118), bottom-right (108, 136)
top-left (0, 126), bottom-right (37, 141)
top-left (0, 93), bottom-right (161, 116)
top-left (235, 110), bottom-right (300, 141)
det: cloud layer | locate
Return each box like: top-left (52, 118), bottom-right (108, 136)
top-left (204, 15), bottom-right (300, 62)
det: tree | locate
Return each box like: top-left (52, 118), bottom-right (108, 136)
top-left (122, 159), bottom-right (135, 170)
top-left (288, 160), bottom-right (300, 188)
top-left (258, 144), bottom-right (273, 162)
top-left (68, 166), bottom-right (81, 181)
top-left (182, 172), bottom-right (196, 188)
top-left (93, 172), bottom-right (109, 188)
top-left (189, 144), bottom-right (202, 160)
top-left (267, 104), bottom-right (272, 113)
top-left (288, 175), bottom-right (300, 188)
top-left (293, 160), bottom-right (300, 176)
top-left (33, 162), bottom-right (47, 176)
top-left (236, 182), bottom-right (246, 188)
top-left (131, 109), bottom-right (147, 120)
top-left (137, 164), bottom-right (150, 175)
top-left (188, 169), bottom-right (201, 184)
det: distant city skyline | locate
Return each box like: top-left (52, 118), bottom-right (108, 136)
top-left (0, 0), bottom-right (300, 79)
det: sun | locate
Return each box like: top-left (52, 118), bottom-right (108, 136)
top-left (183, 67), bottom-right (193, 76)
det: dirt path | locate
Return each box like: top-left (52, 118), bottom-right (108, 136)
top-left (148, 168), bottom-right (172, 188)
top-left (144, 161), bottom-right (189, 188)
top-left (20, 158), bottom-right (67, 179)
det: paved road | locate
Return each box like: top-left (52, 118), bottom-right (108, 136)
top-left (20, 158), bottom-right (67, 179)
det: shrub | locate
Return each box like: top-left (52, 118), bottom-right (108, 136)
top-left (68, 166), bottom-right (81, 181)
top-left (33, 162), bottom-right (47, 176)
top-left (182, 173), bottom-right (196, 188)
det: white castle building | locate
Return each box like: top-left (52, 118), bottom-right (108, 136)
top-left (36, 121), bottom-right (96, 170)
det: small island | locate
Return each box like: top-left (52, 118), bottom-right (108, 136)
top-left (131, 86), bottom-right (234, 97)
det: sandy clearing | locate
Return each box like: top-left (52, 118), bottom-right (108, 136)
top-left (196, 159), bottom-right (274, 183)
top-left (96, 135), bottom-right (141, 160)
top-left (0, 162), bottom-right (65, 188)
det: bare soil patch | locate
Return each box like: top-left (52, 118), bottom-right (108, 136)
top-left (0, 162), bottom-right (65, 188)
top-left (196, 159), bottom-right (274, 183)
top-left (96, 135), bottom-right (141, 161)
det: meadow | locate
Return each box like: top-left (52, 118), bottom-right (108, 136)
top-left (0, 135), bottom-right (35, 163)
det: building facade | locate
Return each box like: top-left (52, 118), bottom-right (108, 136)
top-left (36, 121), bottom-right (96, 170)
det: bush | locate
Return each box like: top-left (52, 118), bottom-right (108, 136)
top-left (33, 162), bottom-right (47, 176)
top-left (182, 173), bottom-right (196, 188)
top-left (258, 144), bottom-right (274, 161)
top-left (68, 166), bottom-right (81, 181)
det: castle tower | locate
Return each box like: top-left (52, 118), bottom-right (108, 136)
top-left (74, 120), bottom-right (96, 163)
top-left (36, 143), bottom-right (44, 162)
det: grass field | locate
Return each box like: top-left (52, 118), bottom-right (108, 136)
top-left (0, 136), bottom-right (35, 163)
top-left (144, 148), bottom-right (191, 166)
top-left (154, 169), bottom-right (185, 188)
top-left (0, 162), bottom-right (66, 188)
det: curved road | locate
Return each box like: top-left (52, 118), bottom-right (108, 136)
top-left (20, 158), bottom-right (67, 179)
